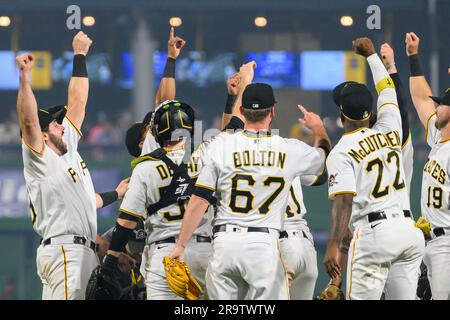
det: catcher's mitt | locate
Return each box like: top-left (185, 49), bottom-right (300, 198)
top-left (316, 284), bottom-right (345, 300)
top-left (85, 266), bottom-right (123, 300)
top-left (415, 217), bottom-right (432, 238)
top-left (163, 256), bottom-right (204, 300)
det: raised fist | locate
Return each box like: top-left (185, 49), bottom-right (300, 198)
top-left (72, 31), bottom-right (93, 56)
top-left (239, 61), bottom-right (257, 84)
top-left (168, 27), bottom-right (186, 59)
top-left (352, 37), bottom-right (376, 57)
top-left (380, 43), bottom-right (395, 68)
top-left (405, 32), bottom-right (420, 56)
top-left (226, 73), bottom-right (241, 95)
top-left (15, 53), bottom-right (34, 72)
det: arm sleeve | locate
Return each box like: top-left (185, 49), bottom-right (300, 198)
top-left (390, 73), bottom-right (410, 146)
top-left (119, 165), bottom-right (149, 220)
top-left (425, 113), bottom-right (441, 146)
top-left (288, 139), bottom-right (326, 177)
top-left (22, 141), bottom-right (51, 179)
top-left (326, 150), bottom-right (357, 199)
top-left (367, 54), bottom-right (402, 139)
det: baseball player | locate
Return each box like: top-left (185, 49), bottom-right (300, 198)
top-left (323, 37), bottom-right (424, 300)
top-left (17, 32), bottom-right (101, 300)
top-left (319, 42), bottom-right (416, 296)
top-left (170, 77), bottom-right (331, 299)
top-left (406, 32), bottom-right (450, 300)
top-left (100, 100), bottom-right (213, 300)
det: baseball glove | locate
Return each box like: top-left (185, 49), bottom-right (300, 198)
top-left (85, 266), bottom-right (123, 300)
top-left (316, 284), bottom-right (345, 300)
top-left (163, 256), bottom-right (204, 300)
top-left (415, 217), bottom-right (432, 238)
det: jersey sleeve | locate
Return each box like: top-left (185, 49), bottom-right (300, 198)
top-left (287, 139), bottom-right (326, 177)
top-left (326, 150), bottom-right (357, 199)
top-left (194, 141), bottom-right (219, 198)
top-left (63, 116), bottom-right (82, 148)
top-left (425, 113), bottom-right (441, 146)
top-left (22, 140), bottom-right (53, 179)
top-left (367, 54), bottom-right (402, 140)
top-left (300, 175), bottom-right (318, 186)
top-left (119, 165), bottom-right (149, 220)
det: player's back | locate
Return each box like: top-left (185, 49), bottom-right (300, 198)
top-left (328, 126), bottom-right (408, 228)
top-left (121, 149), bottom-right (212, 244)
top-left (196, 130), bottom-right (326, 230)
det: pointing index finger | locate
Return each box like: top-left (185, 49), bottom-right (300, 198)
top-left (170, 27), bottom-right (174, 40)
top-left (298, 104), bottom-right (308, 115)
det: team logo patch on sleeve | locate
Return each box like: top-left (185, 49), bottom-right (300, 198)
top-left (328, 173), bottom-right (339, 187)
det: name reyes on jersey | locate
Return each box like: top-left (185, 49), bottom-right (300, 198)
top-left (423, 158), bottom-right (446, 185)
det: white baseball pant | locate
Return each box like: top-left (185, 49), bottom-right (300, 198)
top-left (423, 231), bottom-right (450, 300)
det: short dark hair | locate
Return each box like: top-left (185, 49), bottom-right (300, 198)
top-left (242, 107), bottom-right (272, 123)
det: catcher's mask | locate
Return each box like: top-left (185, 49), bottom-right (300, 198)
top-left (151, 100), bottom-right (195, 146)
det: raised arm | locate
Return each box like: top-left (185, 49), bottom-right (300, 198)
top-left (380, 43), bottom-right (410, 145)
top-left (16, 53), bottom-right (43, 153)
top-left (155, 27), bottom-right (186, 106)
top-left (406, 32), bottom-right (436, 128)
top-left (227, 61), bottom-right (257, 125)
top-left (66, 31), bottom-right (93, 131)
top-left (221, 73), bottom-right (240, 130)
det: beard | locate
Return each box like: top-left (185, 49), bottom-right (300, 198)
top-left (48, 132), bottom-right (68, 155)
top-left (435, 114), bottom-right (450, 130)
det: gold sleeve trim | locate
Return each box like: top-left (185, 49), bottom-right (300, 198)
top-left (195, 183), bottom-right (216, 191)
top-left (377, 102), bottom-right (399, 112)
top-left (64, 114), bottom-right (83, 137)
top-left (119, 208), bottom-right (144, 219)
top-left (425, 112), bottom-right (436, 145)
top-left (22, 138), bottom-right (44, 156)
top-left (328, 191), bottom-right (357, 199)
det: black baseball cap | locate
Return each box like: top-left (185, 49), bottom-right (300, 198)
top-left (332, 82), bottom-right (373, 121)
top-left (429, 88), bottom-right (450, 106)
top-left (38, 105), bottom-right (67, 131)
top-left (125, 111), bottom-right (153, 157)
top-left (242, 83), bottom-right (276, 109)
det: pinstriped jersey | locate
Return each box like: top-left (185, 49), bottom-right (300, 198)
top-left (421, 114), bottom-right (450, 228)
top-left (119, 149), bottom-right (213, 244)
top-left (22, 117), bottom-right (97, 241)
top-left (195, 130), bottom-right (326, 230)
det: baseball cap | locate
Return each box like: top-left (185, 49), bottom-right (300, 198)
top-left (332, 82), bottom-right (373, 121)
top-left (429, 88), bottom-right (450, 106)
top-left (38, 105), bottom-right (67, 131)
top-left (242, 83), bottom-right (276, 109)
top-left (125, 111), bottom-right (153, 157)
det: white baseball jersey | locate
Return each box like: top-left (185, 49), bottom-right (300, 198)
top-left (401, 133), bottom-right (413, 211)
top-left (195, 130), bottom-right (326, 231)
top-left (119, 148), bottom-right (212, 244)
top-left (23, 116), bottom-right (97, 241)
top-left (327, 54), bottom-right (408, 229)
top-left (421, 113), bottom-right (450, 228)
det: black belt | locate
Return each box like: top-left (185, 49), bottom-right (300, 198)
top-left (279, 230), bottom-right (308, 239)
top-left (153, 235), bottom-right (211, 246)
top-left (212, 224), bottom-right (269, 234)
top-left (42, 236), bottom-right (97, 252)
top-left (368, 210), bottom-right (412, 223)
top-left (433, 227), bottom-right (445, 238)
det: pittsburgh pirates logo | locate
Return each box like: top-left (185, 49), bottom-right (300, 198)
top-left (328, 173), bottom-right (339, 187)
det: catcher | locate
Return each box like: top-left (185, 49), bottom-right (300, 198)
top-left (98, 100), bottom-right (212, 300)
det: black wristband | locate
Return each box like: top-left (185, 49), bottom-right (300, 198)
top-left (409, 54), bottom-right (424, 77)
top-left (103, 255), bottom-right (118, 270)
top-left (163, 57), bottom-right (176, 78)
top-left (99, 191), bottom-right (118, 208)
top-left (109, 223), bottom-right (133, 253)
top-left (224, 94), bottom-right (237, 114)
top-left (72, 54), bottom-right (88, 78)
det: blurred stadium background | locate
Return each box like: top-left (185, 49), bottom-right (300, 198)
top-left (0, 0), bottom-right (448, 299)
